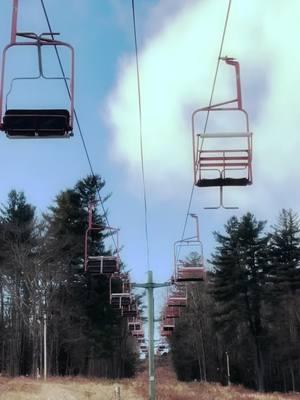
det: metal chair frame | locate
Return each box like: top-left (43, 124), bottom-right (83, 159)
top-left (173, 214), bottom-right (205, 283)
top-left (0, 1), bottom-right (74, 138)
top-left (192, 57), bottom-right (253, 209)
top-left (84, 202), bottom-right (120, 274)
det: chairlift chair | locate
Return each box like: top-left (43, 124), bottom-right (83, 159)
top-left (121, 304), bottom-right (138, 318)
top-left (158, 344), bottom-right (166, 351)
top-left (176, 261), bottom-right (205, 282)
top-left (132, 329), bottom-right (144, 338)
top-left (174, 214), bottom-right (206, 283)
top-left (85, 202), bottom-right (120, 275)
top-left (0, 31), bottom-right (75, 138)
top-left (140, 344), bottom-right (148, 354)
top-left (110, 289), bottom-right (133, 309)
top-left (192, 57), bottom-right (253, 209)
top-left (128, 321), bottom-right (142, 332)
top-left (160, 330), bottom-right (172, 338)
top-left (165, 305), bottom-right (181, 319)
top-left (162, 317), bottom-right (175, 333)
top-left (109, 273), bottom-right (133, 309)
top-left (167, 285), bottom-right (187, 307)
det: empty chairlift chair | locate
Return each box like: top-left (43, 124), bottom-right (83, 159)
top-left (167, 285), bottom-right (187, 307)
top-left (110, 273), bottom-right (135, 313)
top-left (0, 31), bottom-right (75, 138)
top-left (84, 202), bottom-right (120, 275)
top-left (165, 305), bottom-right (181, 319)
top-left (122, 304), bottom-right (138, 318)
top-left (160, 328), bottom-right (172, 338)
top-left (110, 282), bottom-right (133, 309)
top-left (128, 320), bottom-right (141, 332)
top-left (158, 344), bottom-right (166, 352)
top-left (162, 317), bottom-right (175, 334)
top-left (174, 214), bottom-right (206, 283)
top-left (140, 344), bottom-right (148, 353)
top-left (192, 57), bottom-right (253, 208)
top-left (176, 261), bottom-right (205, 282)
top-left (132, 328), bottom-right (144, 339)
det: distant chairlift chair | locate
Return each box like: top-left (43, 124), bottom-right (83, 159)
top-left (110, 281), bottom-right (133, 309)
top-left (167, 285), bottom-right (187, 307)
top-left (128, 320), bottom-right (142, 332)
top-left (174, 214), bottom-right (206, 283)
top-left (110, 273), bottom-right (136, 315)
top-left (161, 317), bottom-right (175, 334)
top-left (84, 202), bottom-right (120, 275)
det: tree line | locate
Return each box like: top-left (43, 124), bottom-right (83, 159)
top-left (170, 210), bottom-right (300, 393)
top-left (0, 175), bottom-right (137, 378)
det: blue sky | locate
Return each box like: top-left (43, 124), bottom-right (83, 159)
top-left (1, 0), bottom-right (300, 331)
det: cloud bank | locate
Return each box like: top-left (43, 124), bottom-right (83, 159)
top-left (105, 0), bottom-right (300, 211)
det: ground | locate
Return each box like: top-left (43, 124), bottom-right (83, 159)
top-left (0, 367), bottom-right (299, 399)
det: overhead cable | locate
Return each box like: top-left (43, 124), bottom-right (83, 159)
top-left (40, 0), bottom-right (118, 253)
top-left (176, 0), bottom-right (232, 263)
top-left (131, 0), bottom-right (151, 270)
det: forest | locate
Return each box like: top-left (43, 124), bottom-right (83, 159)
top-left (171, 210), bottom-right (300, 393)
top-left (1, 172), bottom-right (299, 395)
top-left (0, 175), bottom-right (137, 378)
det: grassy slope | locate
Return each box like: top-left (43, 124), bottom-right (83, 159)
top-left (0, 368), bottom-right (298, 399)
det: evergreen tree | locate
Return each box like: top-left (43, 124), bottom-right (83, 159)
top-left (210, 213), bottom-right (269, 391)
top-left (268, 209), bottom-right (300, 295)
top-left (44, 175), bottom-right (136, 377)
top-left (267, 209), bottom-right (300, 391)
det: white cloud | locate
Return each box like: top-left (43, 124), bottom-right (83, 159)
top-left (105, 0), bottom-right (300, 211)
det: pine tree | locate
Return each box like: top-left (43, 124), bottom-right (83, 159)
top-left (267, 209), bottom-right (300, 391)
top-left (269, 209), bottom-right (300, 295)
top-left (210, 213), bottom-right (269, 391)
top-left (44, 175), bottom-right (136, 377)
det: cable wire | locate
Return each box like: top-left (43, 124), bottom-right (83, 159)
top-left (40, 0), bottom-right (118, 253)
top-left (131, 0), bottom-right (150, 270)
top-left (176, 0), bottom-right (232, 263)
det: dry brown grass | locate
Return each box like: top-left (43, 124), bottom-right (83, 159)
top-left (0, 368), bottom-right (298, 399)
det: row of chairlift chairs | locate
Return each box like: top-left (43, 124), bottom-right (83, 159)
top-left (160, 56), bottom-right (253, 335)
top-left (0, 11), bottom-right (252, 349)
top-left (161, 214), bottom-right (206, 338)
top-left (84, 201), bottom-right (146, 354)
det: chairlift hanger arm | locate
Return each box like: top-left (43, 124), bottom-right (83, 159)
top-left (204, 186), bottom-right (238, 210)
top-left (132, 281), bottom-right (172, 289)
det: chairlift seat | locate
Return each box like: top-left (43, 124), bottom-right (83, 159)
top-left (176, 267), bottom-right (205, 282)
top-left (163, 325), bottom-right (174, 332)
top-left (87, 256), bottom-right (118, 274)
top-left (111, 293), bottom-right (132, 308)
top-left (111, 296), bottom-right (122, 309)
top-left (128, 322), bottom-right (141, 331)
top-left (165, 308), bottom-right (181, 318)
top-left (2, 109), bottom-right (72, 138)
top-left (132, 330), bottom-right (144, 338)
top-left (196, 177), bottom-right (249, 187)
top-left (168, 297), bottom-right (187, 307)
top-left (161, 330), bottom-right (172, 337)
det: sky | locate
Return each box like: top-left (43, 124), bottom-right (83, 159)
top-left (0, 0), bottom-right (300, 334)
